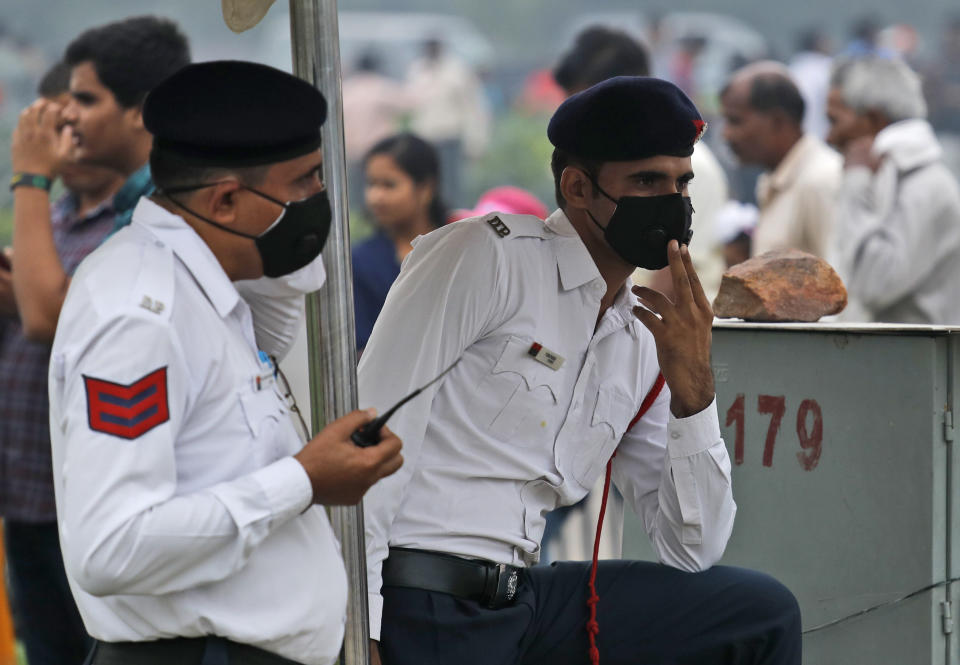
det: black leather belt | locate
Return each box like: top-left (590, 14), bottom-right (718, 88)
top-left (87, 636), bottom-right (303, 665)
top-left (382, 547), bottom-right (523, 609)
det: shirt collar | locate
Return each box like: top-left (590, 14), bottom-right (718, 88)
top-left (131, 197), bottom-right (241, 319)
top-left (544, 208), bottom-right (603, 291)
top-left (115, 163), bottom-right (154, 212)
top-left (611, 282), bottom-right (643, 340)
top-left (112, 163), bottom-right (155, 233)
top-left (872, 118), bottom-right (942, 172)
top-left (544, 209), bottom-right (639, 339)
top-left (757, 134), bottom-right (818, 204)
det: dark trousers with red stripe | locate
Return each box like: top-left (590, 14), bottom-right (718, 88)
top-left (379, 560), bottom-right (801, 665)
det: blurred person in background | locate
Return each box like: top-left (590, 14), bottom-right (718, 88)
top-left (789, 27), bottom-right (834, 141)
top-left (353, 133), bottom-right (446, 352)
top-left (720, 62), bottom-right (841, 259)
top-left (926, 15), bottom-right (960, 179)
top-left (515, 68), bottom-right (567, 116)
top-left (928, 15), bottom-right (960, 135)
top-left (554, 25), bottom-right (729, 303)
top-left (827, 56), bottom-right (960, 324)
top-left (448, 185), bottom-right (549, 223)
top-left (843, 15), bottom-right (886, 57)
top-left (877, 23), bottom-right (922, 65)
top-left (553, 26), bottom-right (650, 98)
top-left (3, 19), bottom-right (189, 663)
top-left (0, 60), bottom-right (123, 665)
top-left (406, 38), bottom-right (491, 208)
top-left (342, 50), bottom-right (410, 214)
top-left (669, 36), bottom-right (708, 104)
top-left (47, 16), bottom-right (306, 360)
top-left (10, 16), bottom-right (190, 344)
top-left (714, 200), bottom-right (760, 268)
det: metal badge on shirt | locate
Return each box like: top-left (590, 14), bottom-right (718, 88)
top-left (528, 342), bottom-right (564, 370)
top-left (254, 350), bottom-right (278, 392)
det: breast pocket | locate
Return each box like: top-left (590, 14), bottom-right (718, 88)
top-left (477, 335), bottom-right (560, 448)
top-left (238, 380), bottom-right (288, 460)
top-left (572, 385), bottom-right (634, 487)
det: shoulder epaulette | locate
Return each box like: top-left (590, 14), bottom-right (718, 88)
top-left (486, 215), bottom-right (511, 238)
top-left (482, 213), bottom-right (550, 240)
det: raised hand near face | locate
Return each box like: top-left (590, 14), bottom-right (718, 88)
top-left (631, 240), bottom-right (715, 418)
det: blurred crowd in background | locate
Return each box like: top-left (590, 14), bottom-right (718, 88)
top-left (336, 9), bottom-right (960, 335)
top-left (1, 6), bottom-right (959, 330)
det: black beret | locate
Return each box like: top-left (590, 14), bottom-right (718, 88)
top-left (547, 76), bottom-right (706, 161)
top-left (143, 60), bottom-right (327, 167)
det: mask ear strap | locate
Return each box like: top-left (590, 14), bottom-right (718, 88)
top-left (244, 188), bottom-right (287, 208)
top-left (585, 208), bottom-right (608, 234)
top-left (585, 172), bottom-right (618, 206)
top-left (161, 191), bottom-right (258, 240)
top-left (582, 171), bottom-right (616, 233)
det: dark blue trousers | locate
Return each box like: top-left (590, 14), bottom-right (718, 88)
top-left (381, 560), bottom-right (801, 665)
top-left (4, 520), bottom-right (91, 665)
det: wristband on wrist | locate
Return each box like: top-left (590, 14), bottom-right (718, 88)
top-left (10, 172), bottom-right (53, 192)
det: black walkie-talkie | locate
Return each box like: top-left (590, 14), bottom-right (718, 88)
top-left (351, 358), bottom-right (462, 447)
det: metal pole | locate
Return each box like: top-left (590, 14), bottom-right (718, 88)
top-left (288, 3), bottom-right (369, 665)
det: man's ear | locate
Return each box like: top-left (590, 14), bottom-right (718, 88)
top-left (560, 166), bottom-right (593, 210)
top-left (205, 180), bottom-right (243, 224)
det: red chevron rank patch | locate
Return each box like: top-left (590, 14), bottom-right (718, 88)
top-left (84, 367), bottom-right (170, 439)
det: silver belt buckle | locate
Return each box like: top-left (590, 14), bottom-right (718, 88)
top-left (490, 563), bottom-right (519, 608)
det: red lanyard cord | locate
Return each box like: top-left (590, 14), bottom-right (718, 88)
top-left (587, 373), bottom-right (665, 665)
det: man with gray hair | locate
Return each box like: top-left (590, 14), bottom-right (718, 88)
top-left (827, 56), bottom-right (960, 324)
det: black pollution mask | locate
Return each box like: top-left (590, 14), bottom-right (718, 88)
top-left (243, 188), bottom-right (332, 277)
top-left (586, 181), bottom-right (693, 270)
top-left (163, 185), bottom-right (332, 278)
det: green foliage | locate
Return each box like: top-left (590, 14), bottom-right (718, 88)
top-left (0, 208), bottom-right (12, 249)
top-left (348, 208), bottom-right (375, 244)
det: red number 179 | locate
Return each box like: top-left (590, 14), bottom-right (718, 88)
top-left (725, 394), bottom-right (823, 471)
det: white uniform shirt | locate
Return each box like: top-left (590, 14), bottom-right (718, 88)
top-left (358, 210), bottom-right (736, 640)
top-left (48, 198), bottom-right (347, 665)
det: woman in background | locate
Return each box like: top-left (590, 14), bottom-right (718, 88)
top-left (352, 133), bottom-right (446, 352)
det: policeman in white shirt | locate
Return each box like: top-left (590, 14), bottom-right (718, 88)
top-left (359, 77), bottom-right (801, 665)
top-left (48, 61), bottom-right (403, 665)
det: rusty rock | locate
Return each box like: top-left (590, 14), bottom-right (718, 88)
top-left (712, 249), bottom-right (847, 322)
